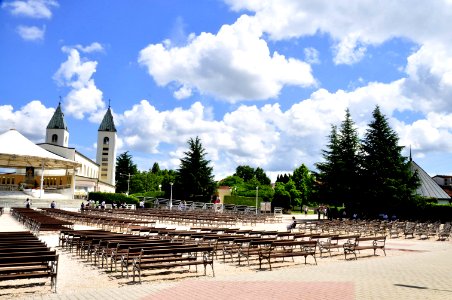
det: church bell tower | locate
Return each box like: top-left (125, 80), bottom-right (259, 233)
top-left (96, 106), bottom-right (117, 186)
top-left (45, 102), bottom-right (69, 147)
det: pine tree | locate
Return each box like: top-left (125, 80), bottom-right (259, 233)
top-left (361, 106), bottom-right (419, 214)
top-left (115, 151), bottom-right (138, 194)
top-left (316, 109), bottom-right (362, 208)
top-left (177, 136), bottom-right (215, 201)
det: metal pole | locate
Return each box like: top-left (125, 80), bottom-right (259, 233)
top-left (127, 174), bottom-right (130, 196)
top-left (255, 186), bottom-right (259, 215)
top-left (170, 182), bottom-right (173, 210)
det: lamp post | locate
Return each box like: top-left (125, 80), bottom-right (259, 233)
top-left (120, 173), bottom-right (131, 196)
top-left (158, 184), bottom-right (162, 191)
top-left (169, 182), bottom-right (173, 210)
top-left (255, 186), bottom-right (259, 215)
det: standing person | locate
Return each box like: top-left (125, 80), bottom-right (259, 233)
top-left (25, 198), bottom-right (31, 209)
top-left (100, 200), bottom-right (105, 209)
top-left (304, 206), bottom-right (308, 215)
top-left (80, 202), bottom-right (85, 212)
top-left (50, 201), bottom-right (56, 209)
top-left (139, 199), bottom-right (144, 209)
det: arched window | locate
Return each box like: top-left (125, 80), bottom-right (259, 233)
top-left (103, 137), bottom-right (109, 145)
top-left (52, 134), bottom-right (58, 143)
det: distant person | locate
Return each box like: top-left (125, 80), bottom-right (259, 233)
top-left (25, 198), bottom-right (31, 209)
top-left (100, 200), bottom-right (106, 209)
top-left (50, 201), bottom-right (56, 209)
top-left (139, 200), bottom-right (145, 209)
top-left (81, 202), bottom-right (85, 211)
top-left (287, 216), bottom-right (297, 231)
top-left (304, 206), bottom-right (308, 215)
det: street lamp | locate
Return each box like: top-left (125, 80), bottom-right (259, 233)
top-left (120, 173), bottom-right (131, 195)
top-left (158, 184), bottom-right (162, 191)
top-left (255, 186), bottom-right (259, 215)
top-left (169, 182), bottom-right (173, 210)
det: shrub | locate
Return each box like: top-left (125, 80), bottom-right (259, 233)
top-left (88, 192), bottom-right (139, 206)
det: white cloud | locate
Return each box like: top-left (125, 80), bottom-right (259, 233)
top-left (138, 14), bottom-right (316, 102)
top-left (225, 0), bottom-right (452, 65)
top-left (53, 47), bottom-right (105, 119)
top-left (2, 0), bottom-right (58, 19)
top-left (0, 100), bottom-right (54, 141)
top-left (73, 42), bottom-right (105, 53)
top-left (17, 25), bottom-right (45, 41)
top-left (304, 47), bottom-right (320, 64)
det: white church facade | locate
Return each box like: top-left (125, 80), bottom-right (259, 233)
top-left (37, 103), bottom-right (117, 198)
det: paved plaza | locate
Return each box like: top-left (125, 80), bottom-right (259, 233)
top-left (0, 209), bottom-right (451, 300)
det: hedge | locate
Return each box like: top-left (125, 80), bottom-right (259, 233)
top-left (224, 195), bottom-right (262, 207)
top-left (88, 192), bottom-right (139, 206)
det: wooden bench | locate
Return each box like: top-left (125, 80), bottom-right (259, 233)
top-left (343, 236), bottom-right (386, 260)
top-left (258, 240), bottom-right (317, 270)
top-left (0, 251), bottom-right (59, 292)
top-left (132, 245), bottom-right (215, 282)
top-left (237, 239), bottom-right (275, 266)
top-left (318, 234), bottom-right (360, 258)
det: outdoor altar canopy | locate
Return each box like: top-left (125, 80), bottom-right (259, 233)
top-left (0, 129), bottom-right (80, 197)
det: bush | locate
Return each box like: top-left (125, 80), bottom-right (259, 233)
top-left (88, 192), bottom-right (139, 206)
top-left (131, 191), bottom-right (165, 198)
top-left (224, 195), bottom-right (262, 207)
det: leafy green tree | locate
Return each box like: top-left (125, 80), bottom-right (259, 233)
top-left (151, 162), bottom-right (160, 174)
top-left (177, 136), bottom-right (215, 201)
top-left (272, 182), bottom-right (291, 211)
top-left (115, 151), bottom-right (138, 194)
top-left (292, 164), bottom-right (316, 207)
top-left (360, 106), bottom-right (419, 214)
top-left (234, 165), bottom-right (255, 182)
top-left (218, 175), bottom-right (244, 188)
top-left (255, 167), bottom-right (271, 185)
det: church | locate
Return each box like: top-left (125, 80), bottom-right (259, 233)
top-left (35, 103), bottom-right (117, 198)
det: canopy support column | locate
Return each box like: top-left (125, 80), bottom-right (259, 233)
top-left (39, 161), bottom-right (44, 199)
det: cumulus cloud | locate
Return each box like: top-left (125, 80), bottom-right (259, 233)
top-left (2, 0), bottom-right (58, 19)
top-left (138, 14), bottom-right (316, 102)
top-left (72, 42), bottom-right (105, 53)
top-left (0, 100), bottom-right (54, 141)
top-left (53, 46), bottom-right (105, 119)
top-left (304, 47), bottom-right (320, 64)
top-left (225, 0), bottom-right (452, 65)
top-left (16, 25), bottom-right (45, 41)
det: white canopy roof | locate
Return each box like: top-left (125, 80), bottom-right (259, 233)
top-left (0, 129), bottom-right (80, 169)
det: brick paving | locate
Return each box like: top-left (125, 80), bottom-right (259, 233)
top-left (1, 209), bottom-right (452, 300)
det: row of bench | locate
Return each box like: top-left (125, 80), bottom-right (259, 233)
top-left (0, 231), bottom-right (58, 292)
top-left (58, 228), bottom-right (387, 283)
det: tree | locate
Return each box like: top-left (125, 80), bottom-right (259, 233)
top-left (316, 109), bottom-right (362, 208)
top-left (218, 175), bottom-right (244, 188)
top-left (292, 164), bottom-right (316, 207)
top-left (151, 162), bottom-right (160, 174)
top-left (177, 136), bottom-right (216, 201)
top-left (115, 151), bottom-right (138, 194)
top-left (255, 167), bottom-right (271, 185)
top-left (234, 165), bottom-right (255, 182)
top-left (360, 106), bottom-right (419, 214)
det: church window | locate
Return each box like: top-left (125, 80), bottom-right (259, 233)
top-left (103, 137), bottom-right (109, 145)
top-left (52, 134), bottom-right (58, 143)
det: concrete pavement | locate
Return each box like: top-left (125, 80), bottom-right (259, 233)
top-left (1, 210), bottom-right (451, 300)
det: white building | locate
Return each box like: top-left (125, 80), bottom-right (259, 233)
top-left (37, 103), bottom-right (117, 198)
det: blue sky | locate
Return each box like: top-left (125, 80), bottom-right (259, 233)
top-left (2, 0), bottom-right (452, 181)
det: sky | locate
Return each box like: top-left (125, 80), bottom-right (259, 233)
top-left (2, 0), bottom-right (452, 182)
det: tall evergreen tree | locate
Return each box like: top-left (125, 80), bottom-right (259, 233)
top-left (177, 136), bottom-right (215, 201)
top-left (115, 151), bottom-right (138, 194)
top-left (316, 109), bottom-right (362, 208)
top-left (151, 162), bottom-right (160, 174)
top-left (361, 106), bottom-right (419, 214)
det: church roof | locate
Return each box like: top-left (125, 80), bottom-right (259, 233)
top-left (410, 159), bottom-right (451, 200)
top-left (98, 107), bottom-right (117, 132)
top-left (46, 102), bottom-right (68, 130)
